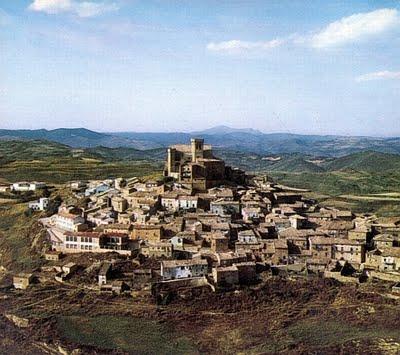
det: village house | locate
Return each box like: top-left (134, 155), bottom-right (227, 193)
top-left (29, 197), bottom-right (49, 211)
top-left (101, 233), bottom-right (130, 251)
top-left (131, 208), bottom-right (150, 224)
top-left (85, 182), bottom-right (110, 197)
top-left (52, 231), bottom-right (130, 254)
top-left (210, 199), bottom-right (240, 217)
top-left (69, 181), bottom-right (87, 191)
top-left (13, 273), bottom-right (34, 290)
top-left (131, 225), bottom-right (164, 243)
top-left (141, 241), bottom-right (173, 258)
top-left (169, 235), bottom-right (185, 248)
top-left (255, 222), bottom-right (276, 239)
top-left (316, 220), bottom-right (354, 238)
top-left (265, 213), bottom-right (291, 231)
top-left (373, 234), bottom-right (397, 249)
top-left (306, 258), bottom-right (329, 274)
top-left (212, 265), bottom-right (239, 287)
top-left (309, 236), bottom-right (335, 260)
top-left (111, 196), bottom-right (128, 213)
top-left (260, 239), bottom-right (288, 265)
top-left (117, 212), bottom-right (134, 224)
top-left (160, 192), bottom-right (180, 211)
top-left (53, 212), bottom-right (87, 232)
top-left (160, 258), bottom-right (208, 280)
top-left (178, 195), bottom-right (198, 210)
top-left (101, 223), bottom-right (133, 235)
top-left (348, 226), bottom-right (371, 243)
top-left (11, 181), bottom-right (46, 192)
top-left (207, 187), bottom-right (235, 201)
top-left (86, 208), bottom-right (116, 226)
top-left (210, 234), bottom-right (229, 253)
top-left (242, 207), bottom-right (263, 223)
top-left (44, 250), bottom-right (62, 261)
top-left (213, 252), bottom-right (248, 267)
top-left (237, 229), bottom-right (258, 243)
top-left (365, 248), bottom-right (400, 272)
top-left (127, 191), bottom-right (159, 211)
top-left (332, 239), bottom-right (365, 265)
top-left (289, 214), bottom-right (307, 229)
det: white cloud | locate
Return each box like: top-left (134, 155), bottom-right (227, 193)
top-left (310, 8), bottom-right (399, 48)
top-left (28, 0), bottom-right (118, 18)
top-left (207, 8), bottom-right (400, 54)
top-left (207, 39), bottom-right (284, 53)
top-left (356, 70), bottom-right (400, 82)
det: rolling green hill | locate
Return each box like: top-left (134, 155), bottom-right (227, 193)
top-left (322, 151), bottom-right (400, 173)
top-left (84, 146), bottom-right (165, 162)
top-left (0, 140), bottom-right (164, 183)
top-left (266, 154), bottom-right (325, 173)
top-left (0, 140), bottom-right (72, 164)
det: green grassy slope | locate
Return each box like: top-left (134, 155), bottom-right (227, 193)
top-left (322, 151), bottom-right (400, 173)
top-left (0, 140), bottom-right (72, 164)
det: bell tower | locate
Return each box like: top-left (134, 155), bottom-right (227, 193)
top-left (191, 138), bottom-right (204, 162)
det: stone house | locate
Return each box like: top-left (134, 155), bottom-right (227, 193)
top-left (140, 241), bottom-right (173, 258)
top-left (374, 234), bottom-right (396, 249)
top-left (309, 236), bottom-right (335, 260)
top-left (365, 248), bottom-right (400, 272)
top-left (131, 225), bottom-right (163, 243)
top-left (210, 234), bottom-right (229, 253)
top-left (111, 196), bottom-right (128, 213)
top-left (332, 239), bottom-right (365, 265)
top-left (13, 273), bottom-right (34, 290)
top-left (212, 265), bottom-right (239, 287)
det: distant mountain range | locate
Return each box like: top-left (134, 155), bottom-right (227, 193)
top-left (1, 126), bottom-right (400, 157)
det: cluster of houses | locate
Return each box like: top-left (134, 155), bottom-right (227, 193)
top-left (34, 139), bottom-right (400, 293)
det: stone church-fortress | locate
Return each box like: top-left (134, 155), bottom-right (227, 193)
top-left (164, 138), bottom-right (245, 191)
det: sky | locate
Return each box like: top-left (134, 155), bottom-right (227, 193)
top-left (1, 0), bottom-right (400, 135)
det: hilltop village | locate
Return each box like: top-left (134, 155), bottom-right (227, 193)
top-left (6, 138), bottom-right (400, 298)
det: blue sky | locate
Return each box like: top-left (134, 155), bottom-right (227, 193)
top-left (1, 0), bottom-right (400, 135)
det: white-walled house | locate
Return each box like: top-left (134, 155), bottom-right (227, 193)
top-left (160, 259), bottom-right (208, 280)
top-left (54, 212), bottom-right (87, 232)
top-left (161, 194), bottom-right (198, 211)
top-left (161, 193), bottom-right (180, 211)
top-left (12, 181), bottom-right (46, 192)
top-left (178, 196), bottom-right (198, 210)
top-left (237, 230), bottom-right (258, 244)
top-left (29, 197), bottom-right (49, 211)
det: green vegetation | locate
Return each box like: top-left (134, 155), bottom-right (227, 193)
top-left (248, 319), bottom-right (400, 353)
top-left (0, 158), bottom-right (163, 184)
top-left (322, 150), bottom-right (400, 172)
top-left (0, 140), bottom-right (164, 183)
top-left (57, 315), bottom-right (198, 354)
top-left (268, 170), bottom-right (400, 196)
top-left (0, 140), bottom-right (72, 164)
top-left (0, 202), bottom-right (45, 271)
